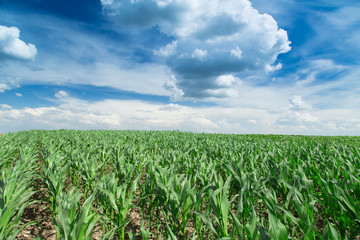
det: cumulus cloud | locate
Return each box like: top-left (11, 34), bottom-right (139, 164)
top-left (231, 46), bottom-right (243, 59)
top-left (158, 103), bottom-right (181, 111)
top-left (0, 76), bottom-right (21, 93)
top-left (0, 83), bottom-right (11, 93)
top-left (216, 74), bottom-right (241, 87)
top-left (0, 25), bottom-right (37, 61)
top-left (163, 76), bottom-right (184, 100)
top-left (0, 97), bottom-right (258, 133)
top-left (191, 48), bottom-right (208, 60)
top-left (153, 41), bottom-right (177, 57)
top-left (289, 95), bottom-right (311, 111)
top-left (54, 90), bottom-right (69, 98)
top-left (1, 94), bottom-right (359, 134)
top-left (0, 104), bottom-right (12, 110)
top-left (0, 105), bottom-right (121, 132)
top-left (101, 0), bottom-right (291, 99)
top-left (277, 96), bottom-right (318, 128)
top-left (15, 93), bottom-right (22, 97)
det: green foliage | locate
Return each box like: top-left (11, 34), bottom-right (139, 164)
top-left (55, 189), bottom-right (99, 240)
top-left (1, 130), bottom-right (359, 239)
top-left (0, 139), bottom-right (38, 240)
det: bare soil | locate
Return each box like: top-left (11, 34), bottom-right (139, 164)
top-left (16, 179), bottom-right (56, 240)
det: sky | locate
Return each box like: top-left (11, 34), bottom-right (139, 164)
top-left (0, 0), bottom-right (359, 135)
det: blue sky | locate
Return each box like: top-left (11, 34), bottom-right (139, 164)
top-left (0, 0), bottom-right (359, 135)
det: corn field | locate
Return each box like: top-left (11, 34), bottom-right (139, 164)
top-left (1, 130), bottom-right (359, 240)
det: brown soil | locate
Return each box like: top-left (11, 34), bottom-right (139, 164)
top-left (16, 179), bottom-right (56, 240)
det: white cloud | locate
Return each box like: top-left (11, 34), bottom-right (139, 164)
top-left (159, 103), bottom-right (181, 111)
top-left (23, 107), bottom-right (46, 117)
top-left (0, 12), bottom-right (172, 98)
top-left (265, 62), bottom-right (282, 73)
top-left (100, 0), bottom-right (113, 5)
top-left (216, 74), bottom-right (241, 87)
top-left (277, 96), bottom-right (319, 130)
top-left (15, 93), bottom-right (22, 97)
top-left (283, 59), bottom-right (360, 110)
top-left (204, 88), bottom-right (239, 98)
top-left (326, 7), bottom-right (360, 29)
top-left (55, 90), bottom-right (69, 98)
top-left (1, 58), bottom-right (171, 97)
top-left (163, 76), bottom-right (184, 100)
top-left (289, 95), bottom-right (311, 111)
top-left (154, 41), bottom-right (177, 57)
top-left (0, 93), bottom-right (359, 135)
top-left (231, 46), bottom-right (243, 59)
top-left (0, 98), bottom-right (245, 133)
top-left (191, 48), bottom-right (207, 60)
top-left (0, 76), bottom-right (21, 93)
top-left (0, 104), bottom-right (12, 110)
top-left (0, 25), bottom-right (37, 61)
top-left (278, 111), bottom-right (318, 124)
top-left (101, 0), bottom-right (291, 99)
top-left (248, 119), bottom-right (257, 124)
top-left (306, 5), bottom-right (360, 59)
top-left (0, 83), bottom-right (11, 93)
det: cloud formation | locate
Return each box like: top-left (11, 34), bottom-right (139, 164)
top-left (0, 83), bottom-right (11, 93)
top-left (55, 90), bottom-right (69, 99)
top-left (0, 77), bottom-right (21, 93)
top-left (277, 96), bottom-right (318, 128)
top-left (101, 0), bottom-right (291, 99)
top-left (0, 25), bottom-right (37, 61)
top-left (1, 95), bottom-right (359, 135)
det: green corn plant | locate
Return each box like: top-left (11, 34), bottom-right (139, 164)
top-left (151, 165), bottom-right (174, 236)
top-left (190, 183), bottom-right (209, 240)
top-left (79, 152), bottom-right (104, 195)
top-left (227, 165), bottom-right (266, 235)
top-left (42, 168), bottom-right (67, 215)
top-left (291, 190), bottom-right (317, 240)
top-left (139, 219), bottom-right (153, 240)
top-left (262, 187), bottom-right (299, 233)
top-left (195, 159), bottom-right (217, 188)
top-left (2, 130), bottom-right (360, 240)
top-left (42, 153), bottom-right (68, 215)
top-left (112, 154), bottom-right (138, 187)
top-left (331, 183), bottom-right (360, 239)
top-left (97, 174), bottom-right (139, 240)
top-left (315, 170), bottom-right (359, 239)
top-left (55, 188), bottom-right (99, 240)
top-left (0, 164), bottom-right (37, 240)
top-left (0, 142), bottom-right (15, 170)
top-left (268, 213), bottom-right (288, 240)
top-left (138, 164), bottom-right (157, 231)
top-left (245, 209), bottom-right (260, 240)
top-left (195, 176), bottom-right (234, 238)
top-left (97, 145), bottom-right (111, 175)
top-left (67, 148), bottom-right (83, 186)
top-left (230, 208), bottom-right (260, 240)
top-left (319, 221), bottom-right (341, 240)
top-left (163, 175), bottom-right (196, 238)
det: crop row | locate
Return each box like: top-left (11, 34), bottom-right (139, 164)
top-left (0, 130), bottom-right (359, 239)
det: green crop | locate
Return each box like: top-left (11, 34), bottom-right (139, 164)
top-left (0, 130), bottom-right (359, 239)
top-left (55, 188), bottom-right (99, 240)
top-left (0, 138), bottom-right (38, 240)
